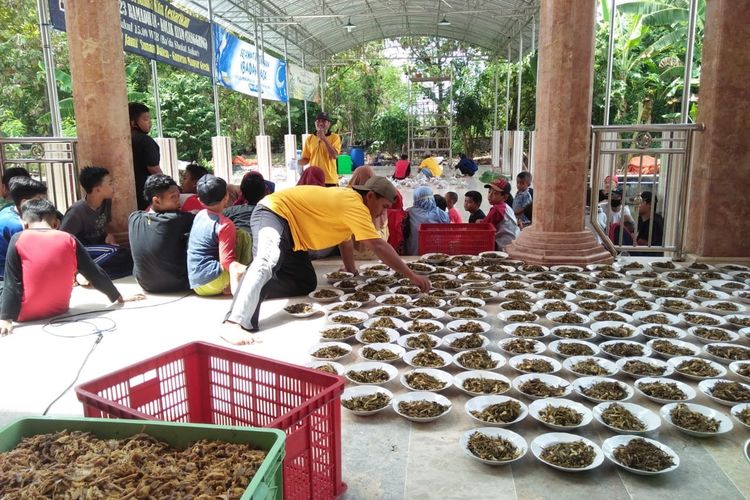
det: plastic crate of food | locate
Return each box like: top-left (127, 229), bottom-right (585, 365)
top-left (418, 223), bottom-right (496, 255)
top-left (0, 416), bottom-right (284, 499)
top-left (75, 342), bottom-right (346, 499)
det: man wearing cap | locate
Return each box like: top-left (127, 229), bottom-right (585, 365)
top-left (483, 178), bottom-right (520, 250)
top-left (299, 112), bottom-right (341, 187)
top-left (222, 176), bottom-right (431, 343)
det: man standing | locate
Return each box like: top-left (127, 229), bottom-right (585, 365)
top-left (129, 102), bottom-right (162, 210)
top-left (223, 176), bottom-right (430, 343)
top-left (299, 112), bottom-right (341, 187)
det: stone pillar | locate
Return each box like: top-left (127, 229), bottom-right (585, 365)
top-left (64, 0), bottom-right (134, 239)
top-left (684, 0), bottom-right (750, 259)
top-left (506, 0), bottom-right (612, 265)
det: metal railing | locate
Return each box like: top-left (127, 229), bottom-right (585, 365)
top-left (0, 137), bottom-right (81, 213)
top-left (589, 124), bottom-right (704, 260)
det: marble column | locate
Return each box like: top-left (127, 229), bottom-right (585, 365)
top-left (64, 0), bottom-right (134, 239)
top-left (684, 0), bottom-right (750, 259)
top-left (506, 0), bottom-right (612, 265)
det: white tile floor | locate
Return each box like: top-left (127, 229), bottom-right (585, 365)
top-left (1, 166), bottom-right (749, 499)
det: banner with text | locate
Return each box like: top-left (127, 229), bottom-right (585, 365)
top-left (49, 0), bottom-right (212, 77)
top-left (212, 24), bottom-right (287, 103)
top-left (288, 63), bottom-right (320, 103)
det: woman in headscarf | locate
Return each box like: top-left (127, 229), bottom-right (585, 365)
top-left (405, 186), bottom-right (449, 255)
top-left (297, 166), bottom-right (326, 186)
top-left (387, 190), bottom-right (408, 255)
top-left (347, 166), bottom-right (389, 259)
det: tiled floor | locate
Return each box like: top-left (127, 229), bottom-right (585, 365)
top-left (1, 166), bottom-right (749, 499)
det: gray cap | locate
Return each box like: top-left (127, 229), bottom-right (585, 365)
top-left (353, 176), bottom-right (397, 203)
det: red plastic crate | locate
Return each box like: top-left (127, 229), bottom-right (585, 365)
top-left (418, 223), bottom-right (496, 255)
top-left (75, 342), bottom-right (346, 499)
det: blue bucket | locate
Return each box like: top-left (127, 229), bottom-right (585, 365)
top-left (350, 147), bottom-right (365, 167)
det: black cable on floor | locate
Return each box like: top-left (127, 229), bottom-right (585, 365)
top-left (40, 292), bottom-right (193, 413)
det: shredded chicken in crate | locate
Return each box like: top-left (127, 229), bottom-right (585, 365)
top-left (0, 430), bottom-right (268, 498)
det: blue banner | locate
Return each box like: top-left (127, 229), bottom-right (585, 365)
top-left (49, 0), bottom-right (212, 77)
top-left (213, 24), bottom-right (288, 103)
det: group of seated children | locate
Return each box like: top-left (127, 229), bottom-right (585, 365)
top-left (0, 162), bottom-right (272, 334)
top-left (384, 171), bottom-right (534, 255)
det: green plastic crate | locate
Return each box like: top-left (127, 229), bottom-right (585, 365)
top-left (0, 417), bottom-right (285, 500)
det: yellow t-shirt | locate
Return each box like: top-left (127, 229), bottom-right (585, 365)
top-left (261, 186), bottom-right (381, 251)
top-left (419, 157), bottom-right (442, 177)
top-left (302, 133), bottom-right (342, 184)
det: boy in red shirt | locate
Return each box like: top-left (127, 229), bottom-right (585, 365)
top-left (0, 199), bottom-right (142, 336)
top-left (446, 191), bottom-right (463, 223)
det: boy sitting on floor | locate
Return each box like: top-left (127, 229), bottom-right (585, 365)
top-left (0, 200), bottom-right (142, 336)
top-left (0, 177), bottom-right (48, 279)
top-left (187, 175), bottom-right (251, 296)
top-left (60, 166), bottom-right (133, 279)
top-left (0, 168), bottom-right (30, 210)
top-left (128, 174), bottom-right (195, 293)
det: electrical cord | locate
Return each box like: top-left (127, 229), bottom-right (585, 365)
top-left (40, 292), bottom-right (193, 414)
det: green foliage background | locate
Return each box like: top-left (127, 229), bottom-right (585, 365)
top-left (0, 0), bottom-right (704, 162)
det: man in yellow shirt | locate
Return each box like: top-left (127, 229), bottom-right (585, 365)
top-left (419, 153), bottom-right (442, 178)
top-left (299, 112), bottom-right (342, 186)
top-left (222, 176), bottom-right (430, 342)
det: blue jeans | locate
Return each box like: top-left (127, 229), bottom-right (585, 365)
top-left (421, 168), bottom-right (433, 178)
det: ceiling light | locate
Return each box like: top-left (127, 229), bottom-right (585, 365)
top-left (438, 16), bottom-right (451, 26)
top-left (345, 18), bottom-right (356, 32)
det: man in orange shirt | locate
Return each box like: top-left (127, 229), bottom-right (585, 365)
top-left (299, 112), bottom-right (341, 186)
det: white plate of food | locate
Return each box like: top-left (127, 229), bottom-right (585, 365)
top-left (367, 305), bottom-right (409, 319)
top-left (601, 340), bottom-right (652, 359)
top-left (572, 376), bottom-right (633, 403)
top-left (318, 324), bottom-right (359, 342)
top-left (549, 325), bottom-right (596, 341)
top-left (328, 310), bottom-right (369, 326)
top-left (453, 349), bottom-right (506, 371)
top-left (512, 373), bottom-right (572, 400)
top-left (308, 288), bottom-right (345, 303)
top-left (729, 360), bottom-right (750, 383)
top-left (703, 342), bottom-right (750, 365)
top-left (660, 402), bottom-right (733, 437)
top-left (634, 377), bottom-right (696, 404)
top-left (445, 319), bottom-right (491, 335)
top-left (363, 316), bottom-right (404, 331)
top-left (528, 398), bottom-right (593, 431)
top-left (592, 401), bottom-right (661, 435)
top-left (531, 433), bottom-right (604, 472)
top-left (327, 300), bottom-right (363, 314)
top-left (308, 342), bottom-right (352, 361)
top-left (591, 321), bottom-right (639, 341)
top-left (497, 310), bottom-right (540, 324)
top-left (344, 361), bottom-right (398, 386)
top-left (358, 343), bottom-right (406, 364)
top-left (698, 378), bottom-right (750, 406)
top-left (546, 311), bottom-right (591, 326)
top-left (687, 326), bottom-right (739, 344)
top-left (392, 391), bottom-right (452, 423)
top-left (655, 297), bottom-right (697, 314)
top-left (679, 311), bottom-right (727, 328)
top-left (616, 356), bottom-right (674, 379)
top-left (459, 427), bottom-right (527, 466)
top-left (340, 385), bottom-right (394, 416)
top-left (632, 310), bottom-right (680, 326)
top-left (668, 356), bottom-right (727, 381)
top-left (397, 332), bottom-right (442, 350)
top-left (284, 302), bottom-right (321, 318)
top-left (401, 368), bottom-right (453, 392)
top-left (403, 348), bottom-right (453, 369)
top-left (305, 360), bottom-right (345, 376)
top-left (646, 338), bottom-right (699, 359)
top-left (405, 307), bottom-right (446, 322)
top-left (509, 354), bottom-right (562, 375)
top-left (563, 356), bottom-right (619, 378)
top-left (403, 318), bottom-right (445, 336)
top-left (443, 332), bottom-right (491, 352)
top-left (602, 435), bottom-right (679, 475)
top-left (548, 340), bottom-right (599, 358)
top-left (503, 322), bottom-right (551, 339)
top-left (355, 326), bottom-right (400, 345)
top-left (636, 324), bottom-right (687, 341)
top-left (339, 291), bottom-right (376, 305)
top-left (453, 370), bottom-right (512, 396)
top-left (465, 395), bottom-right (529, 427)
top-left (445, 307), bottom-right (488, 321)
top-left (703, 300), bottom-right (747, 316)
top-left (324, 270), bottom-right (355, 284)
top-left (375, 293), bottom-right (412, 307)
top-left (731, 403), bottom-right (750, 430)
top-left (499, 338), bottom-right (547, 356)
